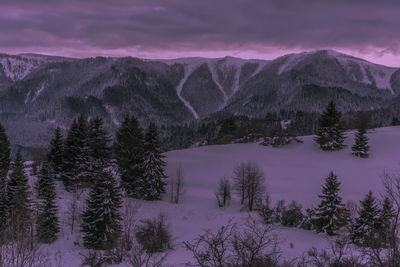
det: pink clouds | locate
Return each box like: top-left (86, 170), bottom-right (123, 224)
top-left (0, 0), bottom-right (399, 66)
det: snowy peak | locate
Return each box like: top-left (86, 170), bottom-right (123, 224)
top-left (0, 53), bottom-right (71, 81)
top-left (274, 50), bottom-right (398, 94)
top-left (326, 50), bottom-right (397, 93)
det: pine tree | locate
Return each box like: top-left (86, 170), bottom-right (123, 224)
top-left (351, 191), bottom-right (380, 246)
top-left (142, 123), bottom-right (167, 200)
top-left (314, 171), bottom-right (348, 235)
top-left (35, 162), bottom-right (59, 243)
top-left (62, 116), bottom-right (90, 191)
top-left (314, 101), bottom-right (346, 151)
top-left (0, 123), bottom-right (10, 225)
top-left (81, 171), bottom-right (122, 249)
top-left (7, 149), bottom-right (31, 239)
top-left (87, 117), bottom-right (112, 177)
top-left (47, 127), bottom-right (64, 180)
top-left (114, 115), bottom-right (145, 198)
top-left (351, 125), bottom-right (370, 158)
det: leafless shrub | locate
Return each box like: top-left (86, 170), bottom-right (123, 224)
top-left (184, 219), bottom-right (235, 267)
top-left (257, 193), bottom-right (274, 224)
top-left (306, 236), bottom-right (362, 267)
top-left (184, 216), bottom-right (280, 267)
top-left (0, 240), bottom-right (47, 267)
top-left (231, 216), bottom-right (280, 266)
top-left (125, 242), bottom-right (170, 267)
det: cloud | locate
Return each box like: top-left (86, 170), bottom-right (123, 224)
top-left (0, 0), bottom-right (399, 64)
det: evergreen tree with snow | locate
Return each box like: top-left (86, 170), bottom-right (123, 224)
top-left (7, 149), bottom-right (31, 239)
top-left (351, 125), bottom-right (370, 158)
top-left (0, 123), bottom-right (10, 225)
top-left (351, 191), bottom-right (380, 246)
top-left (81, 171), bottom-right (122, 249)
top-left (87, 117), bottom-right (112, 176)
top-left (314, 101), bottom-right (346, 151)
top-left (35, 162), bottom-right (59, 244)
top-left (142, 123), bottom-right (167, 200)
top-left (114, 115), bottom-right (145, 198)
top-left (47, 127), bottom-right (64, 180)
top-left (314, 171), bottom-right (348, 235)
top-left (62, 116), bottom-right (90, 191)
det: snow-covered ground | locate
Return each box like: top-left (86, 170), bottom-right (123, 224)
top-left (32, 126), bottom-right (400, 266)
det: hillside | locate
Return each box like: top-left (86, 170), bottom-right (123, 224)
top-left (35, 126), bottom-right (400, 266)
top-left (1, 50), bottom-right (400, 150)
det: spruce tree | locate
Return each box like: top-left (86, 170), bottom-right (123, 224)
top-left (314, 101), bottom-right (346, 151)
top-left (47, 127), bottom-right (64, 180)
top-left (142, 123), bottom-right (167, 200)
top-left (351, 125), bottom-right (370, 158)
top-left (314, 171), bottom-right (348, 235)
top-left (35, 162), bottom-right (59, 243)
top-left (81, 171), bottom-right (122, 249)
top-left (351, 191), bottom-right (380, 246)
top-left (114, 115), bottom-right (145, 198)
top-left (87, 117), bottom-right (112, 177)
top-left (7, 149), bottom-right (31, 239)
top-left (62, 116), bottom-right (90, 190)
top-left (0, 123), bottom-right (10, 225)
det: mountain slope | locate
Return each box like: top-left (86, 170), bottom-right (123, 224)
top-left (0, 50), bottom-right (399, 150)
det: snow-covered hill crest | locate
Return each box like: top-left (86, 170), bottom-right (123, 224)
top-left (0, 54), bottom-right (70, 81)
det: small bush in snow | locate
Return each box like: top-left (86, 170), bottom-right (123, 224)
top-left (281, 201), bottom-right (304, 227)
top-left (135, 214), bottom-right (173, 254)
top-left (257, 193), bottom-right (274, 225)
top-left (300, 208), bottom-right (317, 231)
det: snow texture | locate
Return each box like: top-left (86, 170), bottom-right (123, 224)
top-left (21, 126), bottom-right (400, 266)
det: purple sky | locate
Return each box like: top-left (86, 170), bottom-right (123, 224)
top-left (1, 0), bottom-right (399, 66)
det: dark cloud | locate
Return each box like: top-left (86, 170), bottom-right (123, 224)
top-left (0, 0), bottom-right (399, 60)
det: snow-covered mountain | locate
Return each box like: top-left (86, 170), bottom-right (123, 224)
top-left (0, 53), bottom-right (71, 81)
top-left (0, 50), bottom-right (399, 148)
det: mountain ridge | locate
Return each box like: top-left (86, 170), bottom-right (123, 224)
top-left (0, 49), bottom-right (399, 150)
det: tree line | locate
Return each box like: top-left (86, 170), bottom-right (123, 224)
top-left (0, 115), bottom-right (168, 252)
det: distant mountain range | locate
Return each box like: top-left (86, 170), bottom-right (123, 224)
top-left (0, 50), bottom-right (399, 150)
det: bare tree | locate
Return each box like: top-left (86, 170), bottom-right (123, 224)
top-left (0, 241), bottom-right (47, 267)
top-left (246, 162), bottom-right (266, 211)
top-left (231, 216), bottom-right (280, 266)
top-left (363, 171), bottom-right (400, 266)
top-left (232, 162), bottom-right (248, 205)
top-left (170, 163), bottom-right (184, 204)
top-left (215, 177), bottom-right (231, 207)
top-left (232, 161), bottom-right (266, 211)
top-left (121, 198), bottom-right (141, 251)
top-left (0, 217), bottom-right (47, 267)
top-left (183, 219), bottom-right (236, 267)
top-left (67, 186), bottom-right (84, 235)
